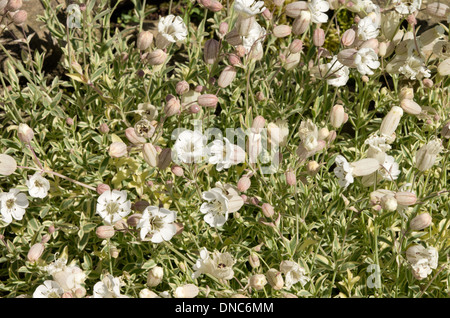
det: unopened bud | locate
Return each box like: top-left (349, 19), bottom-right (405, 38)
top-left (147, 266), bottom-right (164, 287)
top-left (164, 97), bottom-right (181, 117)
top-left (252, 116), bottom-right (265, 133)
top-left (17, 123), bottom-right (34, 143)
top-left (125, 127), bottom-right (146, 145)
top-left (441, 122), bottom-right (450, 139)
top-left (12, 9), bottom-right (27, 25)
top-left (399, 87), bottom-right (414, 100)
top-left (96, 183), bottom-right (110, 195)
top-left (137, 31), bottom-right (154, 51)
top-left (127, 213), bottom-right (142, 227)
top-left (249, 274), bottom-right (267, 290)
top-left (158, 148), bottom-right (172, 170)
top-left (266, 268), bottom-right (284, 290)
top-left (261, 203), bottom-right (275, 218)
top-left (27, 243), bottom-right (44, 262)
top-left (380, 106), bottom-right (403, 137)
top-left (237, 176), bottom-right (251, 192)
top-left (350, 158), bottom-right (380, 176)
top-left (6, 0), bottom-right (22, 12)
top-left (318, 127), bottom-right (329, 140)
top-left (262, 8), bottom-right (272, 20)
top-left (306, 161), bottom-right (320, 176)
top-left (285, 169), bottom-right (297, 186)
top-left (337, 49), bottom-right (357, 67)
top-left (426, 2), bottom-right (450, 19)
top-left (273, 25), bottom-right (292, 38)
top-left (313, 28), bottom-right (325, 47)
top-left (285, 1), bottom-right (308, 18)
top-left (248, 253), bottom-right (260, 268)
top-left (400, 99), bottom-right (422, 115)
top-left (292, 10), bottom-right (311, 35)
top-left (198, 94), bottom-right (218, 108)
top-left (109, 142), bottom-right (127, 158)
top-left (204, 39), bottom-right (220, 65)
top-left (142, 143), bottom-right (159, 167)
top-left (228, 53), bottom-right (241, 66)
top-left (206, 0), bottom-right (223, 12)
top-left (422, 78), bottom-right (433, 88)
top-left (219, 22), bottom-right (228, 35)
top-left (99, 123), bottom-right (109, 134)
top-left (96, 225), bottom-right (115, 239)
top-left (171, 165), bottom-right (184, 177)
top-left (289, 39), bottom-right (303, 54)
top-left (381, 195), bottom-right (397, 211)
top-left (330, 104), bottom-right (346, 128)
top-left (176, 81), bottom-right (190, 95)
top-left (410, 213), bottom-right (432, 231)
top-left (147, 49), bottom-right (167, 65)
top-left (0, 154), bottom-right (17, 176)
top-left (341, 29), bottom-right (355, 47)
top-left (218, 65), bottom-right (237, 88)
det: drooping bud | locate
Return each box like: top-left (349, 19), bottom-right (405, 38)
top-left (252, 116), bottom-right (266, 134)
top-left (399, 87), bottom-right (414, 100)
top-left (313, 28), bottom-right (325, 47)
top-left (109, 142), bottom-right (127, 158)
top-left (237, 176), bottom-right (251, 192)
top-left (330, 104), bottom-right (346, 128)
top-left (164, 97), bottom-right (181, 117)
top-left (158, 148), bottom-right (172, 170)
top-left (266, 268), bottom-right (284, 290)
top-left (204, 39), bottom-right (220, 65)
top-left (27, 243), bottom-right (44, 262)
top-left (261, 203), bottom-right (275, 218)
top-left (350, 158), bottom-right (380, 176)
top-left (249, 274), bottom-right (267, 290)
top-left (147, 49), bottom-right (167, 65)
top-left (440, 122), bottom-right (450, 139)
top-left (137, 31), bottom-right (154, 51)
top-left (395, 191), bottom-right (417, 206)
top-left (197, 94), bottom-right (218, 108)
top-left (337, 49), bottom-right (357, 68)
top-left (17, 123), bottom-right (34, 143)
top-left (273, 25), bottom-right (292, 38)
top-left (248, 253), bottom-right (260, 268)
top-left (96, 225), bottom-right (115, 239)
top-left (142, 143), bottom-right (159, 167)
top-left (292, 11), bottom-right (311, 35)
top-left (415, 139), bottom-right (443, 171)
top-left (380, 195), bottom-right (397, 211)
top-left (341, 29), bottom-right (355, 47)
top-left (11, 9), bottom-right (27, 25)
top-left (218, 65), bottom-right (237, 88)
top-left (285, 1), bottom-right (308, 18)
top-left (147, 266), bottom-right (164, 287)
top-left (96, 183), bottom-right (110, 195)
top-left (410, 213), bottom-right (432, 231)
top-left (99, 123), bottom-right (109, 134)
top-left (6, 0), bottom-right (22, 12)
top-left (176, 80), bottom-right (190, 95)
top-left (127, 213), bottom-right (142, 227)
top-left (400, 99), bottom-right (422, 115)
top-left (426, 2), bottom-right (450, 19)
top-left (285, 169), bottom-right (297, 186)
top-left (289, 39), bottom-right (303, 54)
top-left (171, 165), bottom-right (184, 177)
top-left (379, 106), bottom-right (403, 137)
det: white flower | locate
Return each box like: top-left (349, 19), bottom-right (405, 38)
top-left (157, 14), bottom-right (187, 43)
top-left (354, 48), bottom-right (380, 75)
top-left (334, 155), bottom-right (354, 188)
top-left (365, 134), bottom-right (391, 162)
top-left (398, 55), bottom-right (430, 80)
top-left (26, 172), bottom-right (50, 198)
top-left (234, 0), bottom-right (266, 18)
top-left (242, 20), bottom-right (266, 55)
top-left (33, 280), bottom-right (64, 298)
top-left (208, 137), bottom-right (245, 171)
top-left (307, 0), bottom-right (330, 24)
top-left (200, 188), bottom-right (230, 228)
top-left (326, 56), bottom-right (350, 87)
top-left (96, 189), bottom-right (132, 225)
top-left (45, 257), bottom-right (86, 293)
top-left (379, 155), bottom-right (400, 181)
top-left (172, 129), bottom-right (206, 164)
top-left (136, 206), bottom-right (177, 243)
top-left (93, 274), bottom-right (128, 298)
top-left (192, 248), bottom-right (235, 280)
top-left (280, 260), bottom-right (310, 289)
top-left (298, 120), bottom-right (319, 152)
top-left (347, 0), bottom-right (378, 13)
top-left (0, 188), bottom-right (28, 224)
top-left (173, 284), bottom-right (199, 298)
top-left (357, 15), bottom-right (379, 41)
top-left (406, 245), bottom-right (438, 280)
top-left (393, 0), bottom-right (422, 15)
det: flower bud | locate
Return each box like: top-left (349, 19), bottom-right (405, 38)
top-left (341, 29), bottom-right (355, 47)
top-left (0, 153), bottom-right (17, 176)
top-left (284, 52), bottom-right (301, 70)
top-left (99, 123), bottom-right (109, 134)
top-left (360, 38), bottom-right (379, 53)
top-left (380, 195), bottom-right (397, 211)
top-left (137, 31), bottom-right (154, 51)
top-left (96, 225), bottom-right (115, 239)
top-left (395, 191), bottom-right (417, 206)
top-left (204, 39), bottom-right (220, 64)
top-left (6, 0), bottom-right (22, 12)
top-left (262, 8), bottom-right (272, 20)
top-left (62, 292), bottom-right (73, 298)
top-left (96, 183), bottom-right (110, 195)
top-left (378, 41), bottom-right (389, 57)
top-left (164, 97), bottom-right (181, 117)
top-left (273, 25), bottom-right (292, 38)
top-left (206, 0), bottom-right (223, 12)
top-left (235, 45), bottom-right (246, 57)
top-left (237, 176), bottom-right (251, 192)
top-left (318, 127), bottom-right (329, 140)
top-left (380, 106), bottom-right (403, 137)
top-left (218, 65), bottom-right (237, 88)
top-left (225, 29), bottom-right (242, 46)
top-left (252, 115), bottom-right (265, 133)
top-left (350, 158), bottom-right (380, 176)
top-left (313, 28), bottom-right (325, 47)
top-left (422, 79), bottom-right (433, 88)
top-left (285, 1), bottom-right (308, 18)
top-left (261, 203), bottom-right (275, 218)
top-left (125, 127), bottom-right (146, 145)
top-left (410, 213), bottom-right (432, 231)
top-left (174, 284), bottom-right (199, 298)
top-left (74, 287), bottom-right (86, 298)
top-left (248, 253), bottom-right (260, 268)
top-left (249, 274), bottom-right (267, 290)
top-left (273, 0), bottom-right (285, 6)
top-left (266, 268), bottom-right (284, 290)
top-left (158, 148), bottom-right (172, 170)
top-left (330, 104), bottom-right (346, 128)
top-left (17, 123), bottom-right (34, 143)
top-left (12, 9), bottom-right (27, 25)
top-left (41, 234), bottom-right (51, 244)
top-left (110, 246), bottom-right (119, 258)
top-left (219, 22), bottom-right (228, 35)
top-left (27, 243), bottom-right (44, 262)
top-left (147, 266), bottom-right (164, 287)
top-left (438, 58), bottom-right (450, 76)
top-left (197, 94), bottom-right (218, 108)
top-left (400, 99), bottom-right (422, 115)
top-left (171, 165), bottom-right (184, 177)
top-left (285, 169), bottom-right (297, 186)
top-left (109, 142), bottom-right (127, 158)
top-left (142, 143), bottom-right (159, 167)
top-left (292, 11), bottom-right (311, 35)
top-left (189, 104), bottom-right (201, 114)
top-left (441, 122), bottom-right (450, 139)
top-left (147, 49), bottom-right (167, 65)
top-left (176, 80), bottom-right (190, 95)
top-left (66, 117), bottom-right (74, 126)
top-left (289, 39), bottom-right (303, 54)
